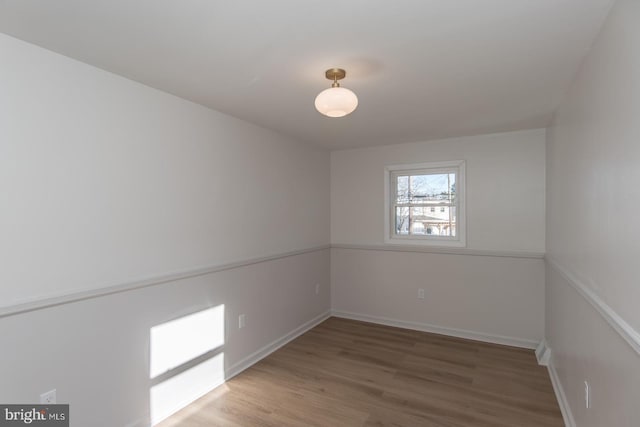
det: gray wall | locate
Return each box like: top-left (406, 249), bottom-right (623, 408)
top-left (0, 34), bottom-right (331, 426)
top-left (545, 1), bottom-right (640, 425)
top-left (330, 129), bottom-right (546, 345)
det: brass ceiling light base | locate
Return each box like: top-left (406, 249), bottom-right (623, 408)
top-left (315, 67), bottom-right (358, 117)
top-left (325, 68), bottom-right (346, 87)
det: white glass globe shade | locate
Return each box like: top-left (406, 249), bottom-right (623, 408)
top-left (314, 87), bottom-right (358, 118)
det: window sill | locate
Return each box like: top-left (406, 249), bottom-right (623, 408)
top-left (384, 236), bottom-right (466, 248)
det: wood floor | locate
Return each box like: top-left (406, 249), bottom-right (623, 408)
top-left (158, 317), bottom-right (563, 427)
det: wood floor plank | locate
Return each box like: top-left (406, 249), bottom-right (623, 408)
top-left (158, 317), bottom-right (563, 427)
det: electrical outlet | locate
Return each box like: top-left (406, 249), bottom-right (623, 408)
top-left (315, 283), bottom-right (320, 295)
top-left (40, 389), bottom-right (56, 404)
top-left (584, 380), bottom-right (590, 409)
top-left (418, 288), bottom-right (425, 299)
top-left (238, 314), bottom-right (246, 329)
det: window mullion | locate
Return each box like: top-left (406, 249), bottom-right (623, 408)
top-left (407, 175), bottom-right (412, 235)
top-left (392, 175), bottom-right (397, 235)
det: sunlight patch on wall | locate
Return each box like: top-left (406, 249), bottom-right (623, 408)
top-left (150, 305), bottom-right (225, 378)
top-left (150, 352), bottom-right (225, 425)
top-left (149, 305), bottom-right (226, 425)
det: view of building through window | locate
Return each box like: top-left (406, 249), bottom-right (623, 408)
top-left (394, 172), bottom-right (457, 237)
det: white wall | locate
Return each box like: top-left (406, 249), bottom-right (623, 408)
top-left (0, 33), bottom-right (329, 307)
top-left (545, 0), bottom-right (640, 425)
top-left (330, 129), bottom-right (546, 345)
top-left (332, 248), bottom-right (544, 346)
top-left (0, 34), bottom-right (330, 426)
top-left (331, 129), bottom-right (546, 252)
top-left (0, 250), bottom-right (330, 427)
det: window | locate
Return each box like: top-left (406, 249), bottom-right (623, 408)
top-left (384, 160), bottom-right (465, 247)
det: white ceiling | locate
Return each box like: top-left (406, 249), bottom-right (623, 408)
top-left (0, 0), bottom-right (614, 149)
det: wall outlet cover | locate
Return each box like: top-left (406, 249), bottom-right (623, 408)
top-left (40, 389), bottom-right (56, 404)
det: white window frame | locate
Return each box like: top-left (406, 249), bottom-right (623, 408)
top-left (384, 160), bottom-right (466, 247)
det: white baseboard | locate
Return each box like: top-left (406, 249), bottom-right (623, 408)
top-left (146, 310), bottom-right (330, 426)
top-left (547, 357), bottom-right (576, 427)
top-left (535, 340), bottom-right (551, 366)
top-left (224, 310), bottom-right (331, 380)
top-left (330, 310), bottom-right (539, 349)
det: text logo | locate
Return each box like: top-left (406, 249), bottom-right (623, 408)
top-left (0, 405), bottom-right (68, 426)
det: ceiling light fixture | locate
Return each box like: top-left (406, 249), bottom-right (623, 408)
top-left (314, 68), bottom-right (358, 118)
